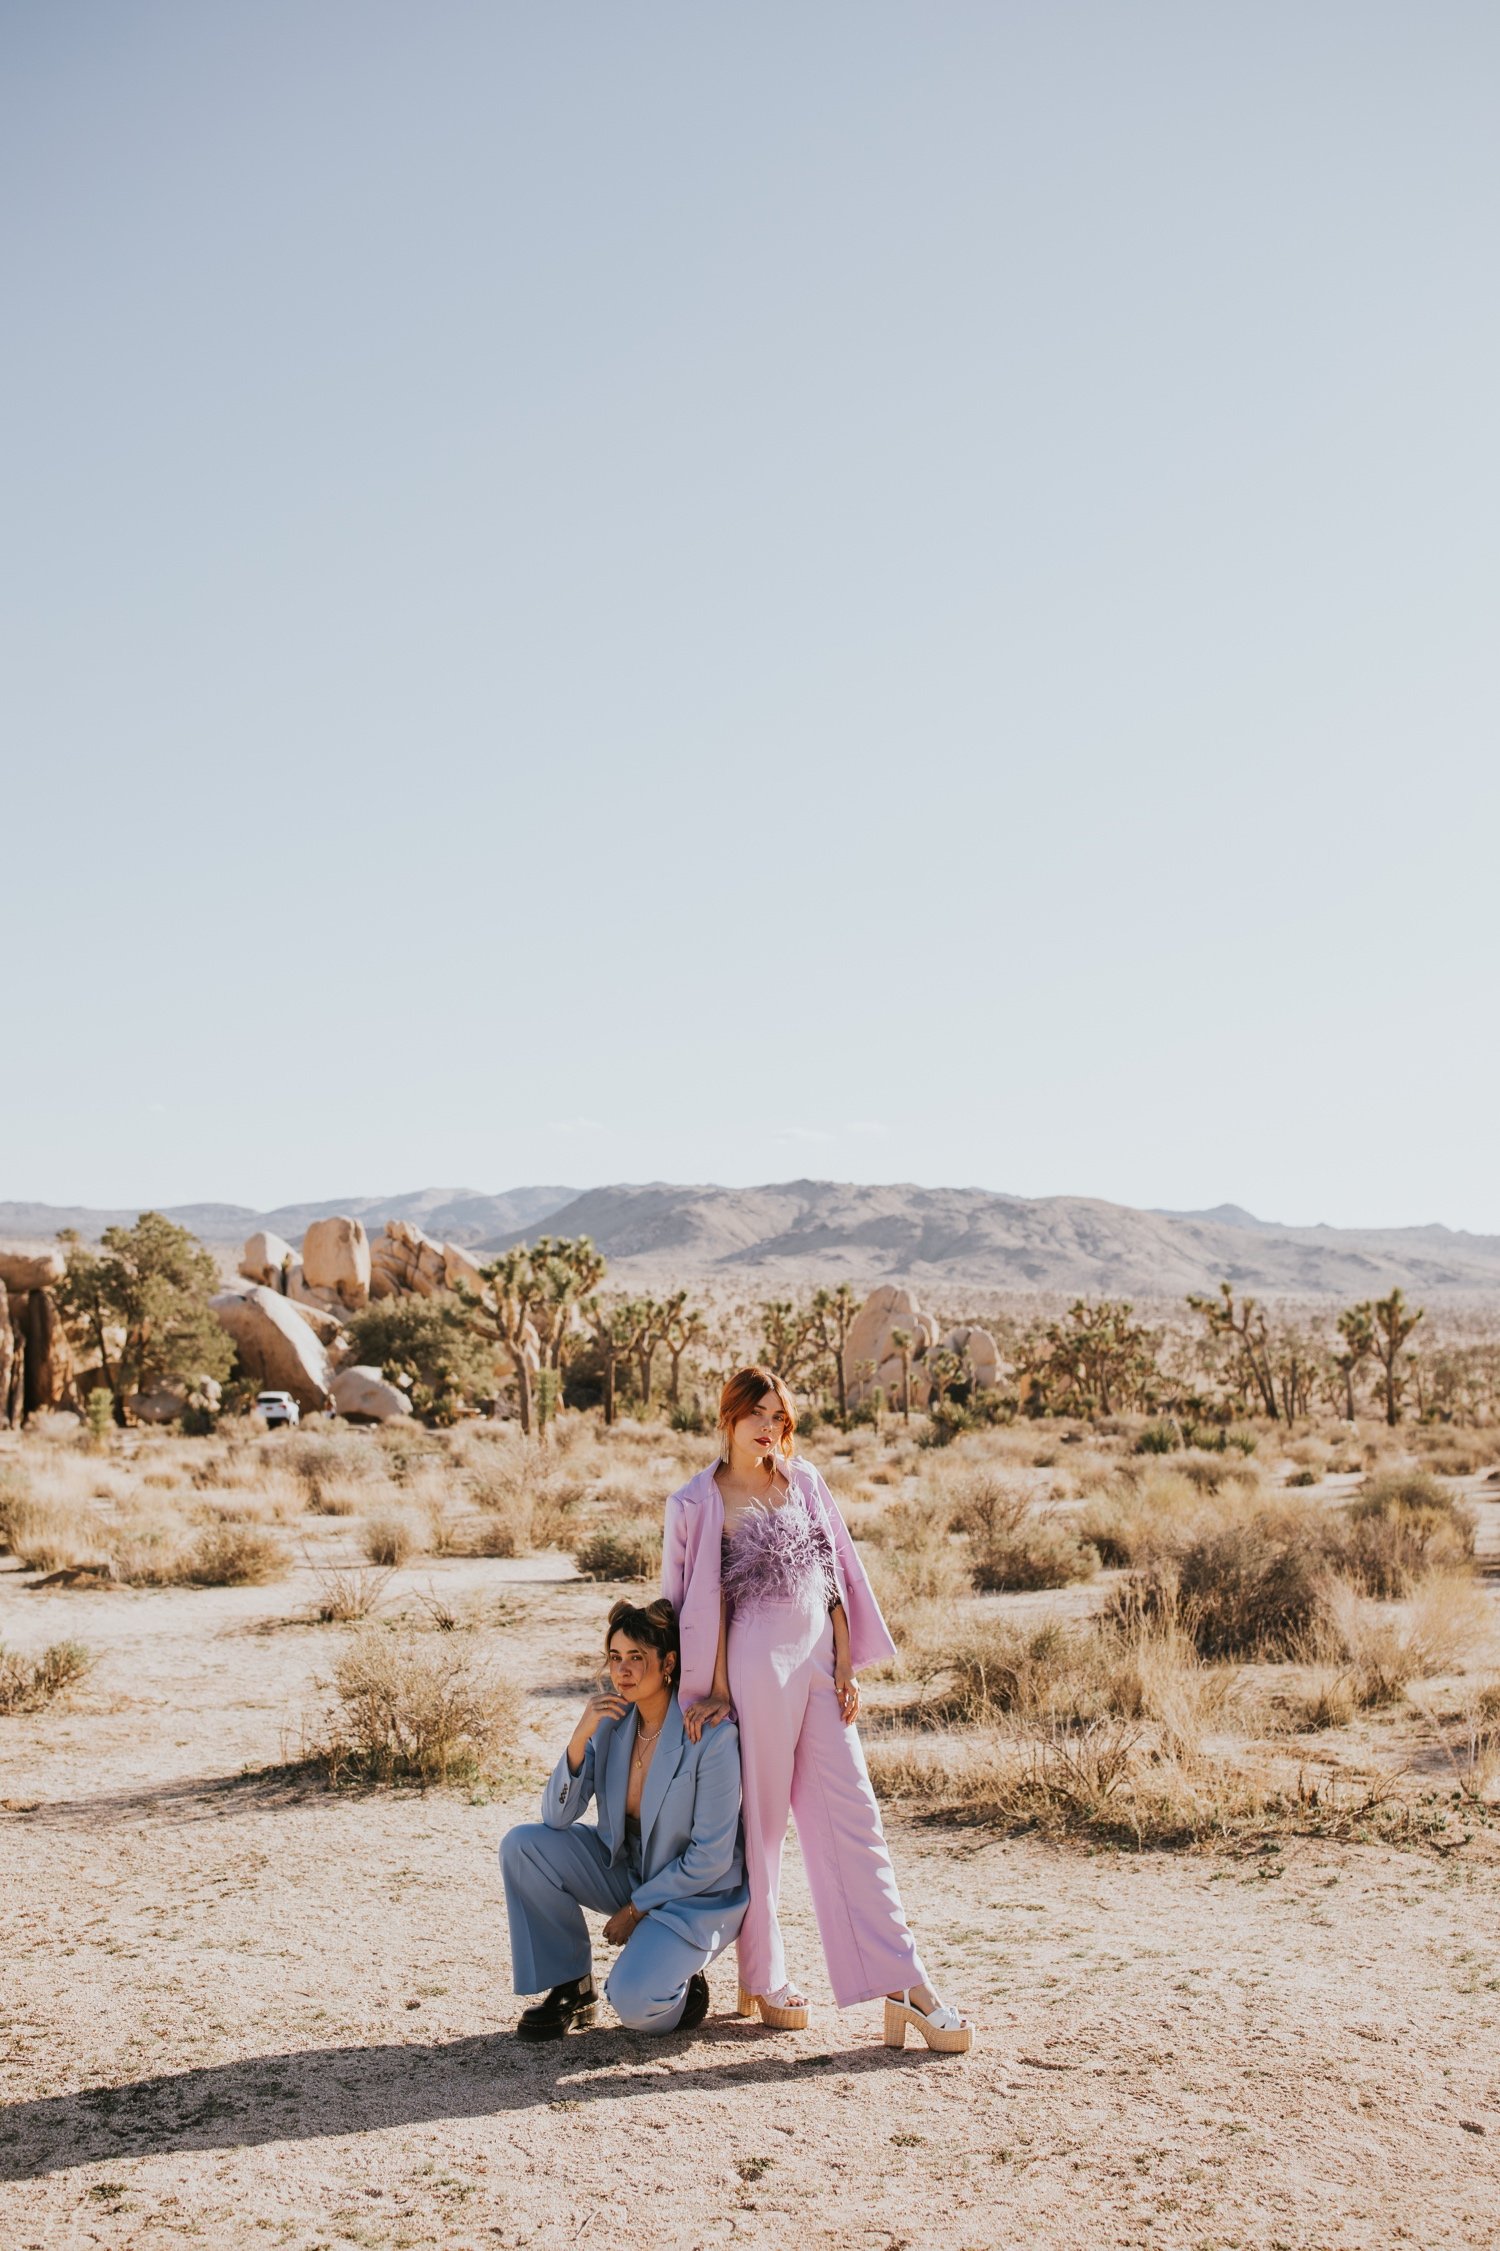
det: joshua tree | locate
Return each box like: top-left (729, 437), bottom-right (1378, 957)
top-left (634, 1295), bottom-right (676, 1410)
top-left (582, 1295), bottom-right (651, 1427)
top-left (1042, 1299), bottom-right (1161, 1416)
top-left (925, 1346), bottom-right (967, 1410)
top-left (758, 1296), bottom-right (824, 1389)
top-left (457, 1248), bottom-right (544, 1437)
top-left (810, 1283), bottom-right (861, 1424)
top-left (889, 1327), bottom-right (913, 1423)
top-left (528, 1236), bottom-right (607, 1371)
top-left (1371, 1288), bottom-right (1424, 1428)
top-left (663, 1294), bottom-right (707, 1406)
top-left (1186, 1282), bottom-right (1279, 1420)
top-left (1332, 1302), bottom-right (1375, 1421)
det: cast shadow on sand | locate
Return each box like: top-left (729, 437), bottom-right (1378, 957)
top-left (0, 2024), bottom-right (919, 2180)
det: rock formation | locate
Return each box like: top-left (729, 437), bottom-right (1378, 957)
top-left (843, 1284), bottom-right (942, 1409)
top-left (238, 1231), bottom-right (296, 1289)
top-left (369, 1220), bottom-right (453, 1299)
top-left (211, 1287), bottom-right (333, 1411)
top-left (21, 1288), bottom-right (73, 1419)
top-left (218, 1212), bottom-right (496, 1419)
top-left (329, 1365), bottom-right (413, 1423)
top-left (301, 1216), bottom-right (371, 1309)
top-left (0, 1248), bottom-right (67, 1293)
top-left (0, 1281), bottom-right (14, 1428)
top-left (842, 1288), bottom-right (1002, 1409)
top-left (938, 1323), bottom-right (1001, 1391)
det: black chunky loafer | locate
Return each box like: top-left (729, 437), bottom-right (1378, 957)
top-left (515, 1976), bottom-right (597, 2040)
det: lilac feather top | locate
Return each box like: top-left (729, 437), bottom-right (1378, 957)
top-left (721, 1487), bottom-right (838, 1614)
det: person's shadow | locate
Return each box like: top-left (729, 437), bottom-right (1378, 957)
top-left (0, 2021), bottom-right (919, 2181)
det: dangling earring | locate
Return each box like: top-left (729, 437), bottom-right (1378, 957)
top-left (719, 1425), bottom-right (730, 1463)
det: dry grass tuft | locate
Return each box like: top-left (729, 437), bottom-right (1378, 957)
top-left (967, 1506), bottom-right (1098, 1594)
top-left (308, 1564), bottom-right (393, 1624)
top-left (361, 1511), bottom-right (424, 1569)
top-left (1340, 1472), bottom-right (1475, 1598)
top-left (0, 1638), bottom-right (92, 1713)
top-left (320, 1629), bottom-right (520, 1784)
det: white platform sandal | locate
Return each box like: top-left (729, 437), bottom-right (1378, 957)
top-left (883, 1986), bottom-right (974, 2054)
top-left (737, 1981), bottom-right (810, 2031)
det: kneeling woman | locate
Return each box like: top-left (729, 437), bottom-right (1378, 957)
top-left (501, 1597), bottom-right (749, 2037)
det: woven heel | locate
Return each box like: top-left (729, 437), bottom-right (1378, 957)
top-left (883, 1988), bottom-right (973, 2056)
top-left (737, 1984), bottom-right (810, 2031)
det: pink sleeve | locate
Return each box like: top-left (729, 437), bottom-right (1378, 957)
top-left (662, 1491), bottom-right (689, 1611)
top-left (808, 1466), bottom-right (897, 1672)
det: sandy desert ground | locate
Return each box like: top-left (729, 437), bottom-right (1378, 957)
top-left (3, 1431), bottom-right (1499, 2251)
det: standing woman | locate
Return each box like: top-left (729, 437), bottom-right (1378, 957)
top-left (663, 1365), bottom-right (973, 2053)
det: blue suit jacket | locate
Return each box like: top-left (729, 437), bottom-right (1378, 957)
top-left (545, 1697), bottom-right (749, 1956)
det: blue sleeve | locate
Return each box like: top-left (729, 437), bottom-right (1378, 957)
top-left (543, 1736), bottom-right (597, 1828)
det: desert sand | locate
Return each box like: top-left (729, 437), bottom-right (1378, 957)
top-left (3, 1526), bottom-right (1498, 2251)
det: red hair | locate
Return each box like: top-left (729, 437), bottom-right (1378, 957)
top-left (717, 1365), bottom-right (797, 1459)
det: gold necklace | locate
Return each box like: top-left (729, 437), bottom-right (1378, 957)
top-left (632, 1718), bottom-right (665, 1768)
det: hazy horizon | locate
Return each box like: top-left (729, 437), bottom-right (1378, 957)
top-left (2, 1173), bottom-right (1495, 1241)
top-left (6, 6), bottom-right (1497, 1229)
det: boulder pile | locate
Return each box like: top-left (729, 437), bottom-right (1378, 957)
top-left (842, 1284), bottom-right (1001, 1410)
top-left (212, 1215), bottom-right (502, 1418)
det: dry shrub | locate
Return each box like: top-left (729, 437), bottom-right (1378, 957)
top-left (465, 1457), bottom-right (588, 1556)
top-left (863, 1499), bottom-right (969, 1619)
top-left (572, 1519), bottom-right (663, 1581)
top-left (283, 1434), bottom-right (380, 1515)
top-left (362, 1511), bottom-right (424, 1568)
top-left (116, 1521), bottom-right (287, 1587)
top-left (179, 1521), bottom-right (287, 1585)
top-left (970, 1514), bottom-right (1098, 1594)
top-left (1282, 1436), bottom-right (1334, 1475)
top-left (1077, 1467), bottom-right (1203, 1568)
top-left (864, 1720), bottom-right (1280, 1848)
top-left (945, 1467), bottom-right (1099, 1593)
top-left (3, 1498), bottom-right (106, 1575)
top-left (1339, 1472), bottom-right (1475, 1598)
top-left (0, 1638), bottom-right (92, 1713)
top-left (1113, 1506), bottom-right (1331, 1660)
top-left (308, 1565), bottom-right (392, 1624)
top-left (321, 1630), bottom-right (519, 1784)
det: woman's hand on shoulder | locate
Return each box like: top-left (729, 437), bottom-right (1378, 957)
top-left (682, 1692), bottom-right (734, 1743)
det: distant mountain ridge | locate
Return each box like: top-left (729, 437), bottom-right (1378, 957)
top-left (481, 1179), bottom-right (1500, 1297)
top-left (4, 1180), bottom-right (1500, 1296)
top-left (0, 1186), bottom-right (576, 1251)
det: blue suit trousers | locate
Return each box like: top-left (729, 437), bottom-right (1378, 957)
top-left (502, 1822), bottom-right (712, 2033)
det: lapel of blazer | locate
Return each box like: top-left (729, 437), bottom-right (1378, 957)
top-left (638, 1695), bottom-right (687, 1862)
top-left (604, 1711), bottom-right (634, 1864)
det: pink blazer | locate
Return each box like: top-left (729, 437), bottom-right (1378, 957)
top-left (662, 1454), bottom-right (898, 1708)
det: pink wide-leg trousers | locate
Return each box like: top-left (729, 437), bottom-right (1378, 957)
top-left (727, 1595), bottom-right (926, 2008)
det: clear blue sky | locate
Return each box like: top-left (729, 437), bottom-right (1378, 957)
top-left (5, 5), bottom-right (1497, 1229)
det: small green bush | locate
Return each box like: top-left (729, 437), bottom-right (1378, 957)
top-left (1135, 1421), bottom-right (1181, 1455)
top-left (572, 1519), bottom-right (663, 1581)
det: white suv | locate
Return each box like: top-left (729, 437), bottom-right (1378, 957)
top-left (257, 1390), bottom-right (300, 1429)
